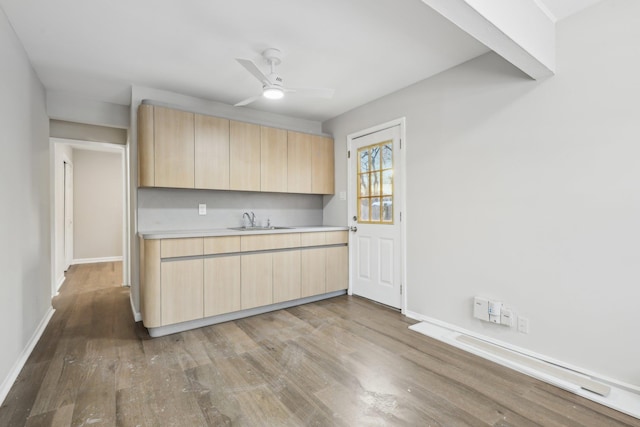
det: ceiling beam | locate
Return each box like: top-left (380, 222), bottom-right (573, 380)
top-left (422, 0), bottom-right (555, 79)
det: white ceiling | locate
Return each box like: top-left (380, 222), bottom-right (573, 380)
top-left (0, 0), bottom-right (600, 122)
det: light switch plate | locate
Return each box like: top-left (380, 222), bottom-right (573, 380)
top-left (339, 191), bottom-right (347, 201)
top-left (198, 204), bottom-right (206, 215)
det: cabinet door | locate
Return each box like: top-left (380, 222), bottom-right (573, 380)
top-left (287, 131), bottom-right (312, 193)
top-left (326, 246), bottom-right (348, 292)
top-left (138, 104), bottom-right (155, 187)
top-left (241, 253), bottom-right (273, 309)
top-left (204, 256), bottom-right (240, 317)
top-left (195, 114), bottom-right (230, 190)
top-left (230, 121), bottom-right (261, 191)
top-left (161, 259), bottom-right (203, 325)
top-left (311, 135), bottom-right (334, 194)
top-left (154, 106), bottom-right (195, 188)
top-left (261, 126), bottom-right (288, 192)
top-left (273, 250), bottom-right (301, 303)
top-left (301, 248), bottom-right (326, 298)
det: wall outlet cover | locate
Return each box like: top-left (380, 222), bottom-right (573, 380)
top-left (198, 204), bottom-right (206, 215)
top-left (517, 316), bottom-right (530, 334)
top-left (473, 297), bottom-right (490, 321)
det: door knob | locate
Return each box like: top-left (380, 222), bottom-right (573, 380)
top-left (350, 226), bottom-right (358, 232)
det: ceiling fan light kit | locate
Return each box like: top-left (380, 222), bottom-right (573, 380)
top-left (263, 86), bottom-right (284, 100)
top-left (234, 47), bottom-right (334, 107)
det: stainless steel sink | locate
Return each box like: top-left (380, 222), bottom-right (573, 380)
top-left (228, 226), bottom-right (295, 231)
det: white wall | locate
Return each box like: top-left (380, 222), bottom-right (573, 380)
top-left (323, 0), bottom-right (640, 386)
top-left (53, 144), bottom-right (73, 289)
top-left (72, 149), bottom-right (123, 261)
top-left (0, 7), bottom-right (51, 398)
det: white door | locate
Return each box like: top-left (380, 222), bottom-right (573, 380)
top-left (349, 125), bottom-right (402, 308)
top-left (64, 161), bottom-right (73, 271)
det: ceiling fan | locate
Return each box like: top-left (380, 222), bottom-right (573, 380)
top-left (234, 48), bottom-right (334, 107)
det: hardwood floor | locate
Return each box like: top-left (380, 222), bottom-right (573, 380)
top-left (1, 262), bottom-right (638, 426)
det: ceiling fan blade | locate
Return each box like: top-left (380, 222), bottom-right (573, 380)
top-left (236, 58), bottom-right (270, 85)
top-left (234, 94), bottom-right (262, 107)
top-left (285, 87), bottom-right (335, 99)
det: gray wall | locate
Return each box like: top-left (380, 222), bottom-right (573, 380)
top-left (323, 0), bottom-right (640, 386)
top-left (0, 7), bottom-right (51, 396)
top-left (73, 149), bottom-right (123, 261)
top-left (50, 120), bottom-right (127, 145)
top-left (138, 188), bottom-right (323, 232)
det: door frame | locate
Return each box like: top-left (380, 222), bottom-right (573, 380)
top-left (347, 118), bottom-right (407, 314)
top-left (63, 159), bottom-right (73, 271)
top-left (50, 137), bottom-right (130, 297)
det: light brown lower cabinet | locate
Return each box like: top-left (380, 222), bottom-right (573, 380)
top-left (301, 248), bottom-right (326, 298)
top-left (204, 256), bottom-right (240, 317)
top-left (160, 259), bottom-right (204, 325)
top-left (326, 246), bottom-right (349, 292)
top-left (273, 250), bottom-right (301, 303)
top-left (241, 253), bottom-right (273, 310)
top-left (140, 232), bottom-right (349, 332)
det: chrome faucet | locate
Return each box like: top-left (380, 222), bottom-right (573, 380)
top-left (243, 211), bottom-right (256, 227)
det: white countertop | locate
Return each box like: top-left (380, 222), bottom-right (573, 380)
top-left (139, 225), bottom-right (349, 239)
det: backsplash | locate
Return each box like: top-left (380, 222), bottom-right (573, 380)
top-left (137, 188), bottom-right (323, 232)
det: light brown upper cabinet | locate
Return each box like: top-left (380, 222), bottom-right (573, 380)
top-left (261, 126), bottom-right (288, 192)
top-left (230, 121), bottom-right (261, 191)
top-left (195, 114), bottom-right (230, 190)
top-left (154, 106), bottom-right (195, 188)
top-left (287, 131), bottom-right (312, 193)
top-left (138, 104), bottom-right (334, 194)
top-left (311, 135), bottom-right (334, 194)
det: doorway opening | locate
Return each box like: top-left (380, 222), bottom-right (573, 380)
top-left (50, 138), bottom-right (129, 296)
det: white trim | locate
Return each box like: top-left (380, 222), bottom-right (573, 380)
top-left (130, 293), bottom-right (142, 322)
top-left (72, 256), bottom-right (123, 265)
top-left (55, 274), bottom-right (66, 293)
top-left (406, 312), bottom-right (640, 418)
top-left (346, 118), bottom-right (407, 313)
top-left (0, 307), bottom-right (55, 406)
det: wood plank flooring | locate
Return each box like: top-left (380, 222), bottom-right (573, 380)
top-left (1, 262), bottom-right (638, 426)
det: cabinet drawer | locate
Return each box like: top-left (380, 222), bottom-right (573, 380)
top-left (300, 232), bottom-right (325, 247)
top-left (325, 231), bottom-right (348, 245)
top-left (204, 236), bottom-right (240, 255)
top-left (241, 233), bottom-right (301, 252)
top-left (161, 238), bottom-right (204, 258)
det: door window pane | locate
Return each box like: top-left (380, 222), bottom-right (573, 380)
top-left (359, 198), bottom-right (370, 221)
top-left (382, 144), bottom-right (392, 169)
top-left (371, 198), bottom-right (381, 221)
top-left (382, 197), bottom-right (393, 222)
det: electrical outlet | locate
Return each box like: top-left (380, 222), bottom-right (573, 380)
top-left (517, 316), bottom-right (529, 334)
top-left (198, 204), bottom-right (206, 215)
top-left (500, 308), bottom-right (514, 327)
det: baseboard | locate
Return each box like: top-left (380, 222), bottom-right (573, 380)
top-left (55, 274), bottom-right (65, 293)
top-left (0, 307), bottom-right (55, 406)
top-left (72, 256), bottom-right (123, 265)
top-left (406, 311), bottom-right (640, 419)
top-left (130, 293), bottom-right (142, 322)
